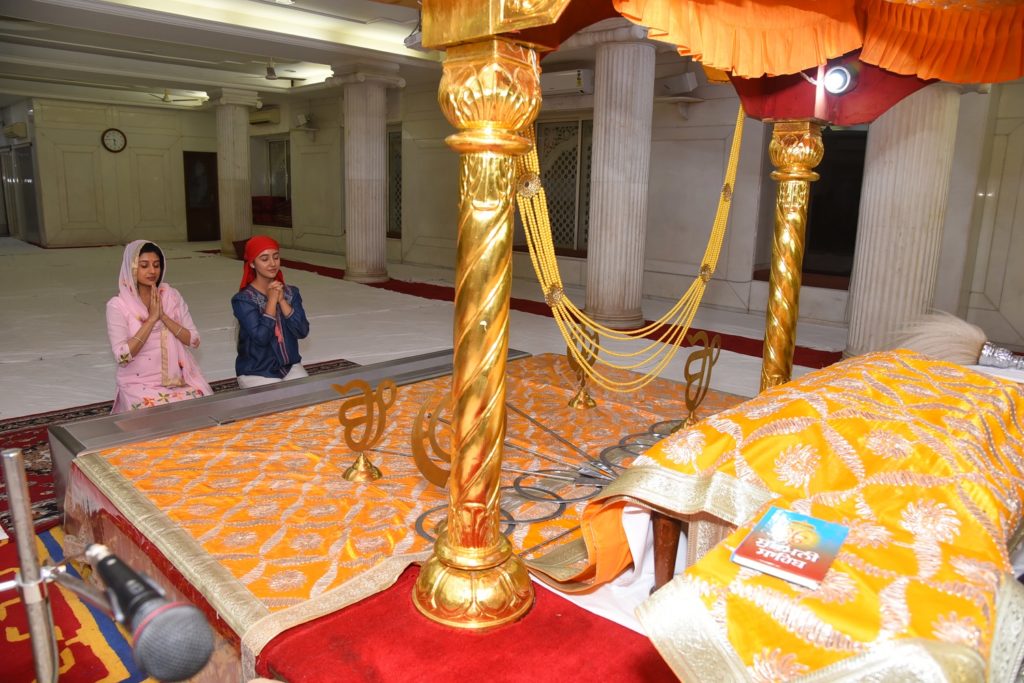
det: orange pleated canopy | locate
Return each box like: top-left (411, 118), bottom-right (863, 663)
top-left (612, 0), bottom-right (1024, 83)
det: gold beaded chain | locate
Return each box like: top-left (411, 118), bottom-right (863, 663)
top-left (515, 105), bottom-right (745, 392)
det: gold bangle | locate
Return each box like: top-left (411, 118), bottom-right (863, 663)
top-left (130, 335), bottom-right (143, 345)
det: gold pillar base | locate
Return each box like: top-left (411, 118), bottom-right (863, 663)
top-left (413, 532), bottom-right (534, 629)
top-left (342, 453), bottom-right (382, 482)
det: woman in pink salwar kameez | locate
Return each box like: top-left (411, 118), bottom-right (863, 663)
top-left (105, 241), bottom-right (212, 413)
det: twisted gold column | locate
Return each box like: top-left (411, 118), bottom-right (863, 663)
top-left (760, 120), bottom-right (824, 392)
top-left (412, 38), bottom-right (541, 629)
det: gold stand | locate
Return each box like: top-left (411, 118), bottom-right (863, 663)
top-left (412, 37), bottom-right (542, 629)
top-left (760, 120), bottom-right (824, 392)
top-left (334, 378), bottom-right (395, 482)
top-left (566, 328), bottom-right (599, 409)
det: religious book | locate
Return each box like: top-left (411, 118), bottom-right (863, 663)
top-left (731, 506), bottom-right (849, 590)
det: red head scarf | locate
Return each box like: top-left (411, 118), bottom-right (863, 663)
top-left (239, 235), bottom-right (286, 291)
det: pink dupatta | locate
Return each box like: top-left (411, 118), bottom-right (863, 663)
top-left (106, 241), bottom-right (212, 411)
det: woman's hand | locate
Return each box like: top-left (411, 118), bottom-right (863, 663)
top-left (148, 286), bottom-right (162, 320)
top-left (269, 281), bottom-right (293, 317)
top-left (265, 281), bottom-right (282, 315)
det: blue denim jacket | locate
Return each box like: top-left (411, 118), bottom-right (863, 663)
top-left (231, 284), bottom-right (310, 378)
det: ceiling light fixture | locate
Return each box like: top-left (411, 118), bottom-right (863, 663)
top-left (798, 62), bottom-right (859, 96)
top-left (274, 0), bottom-right (295, 5)
top-left (823, 65), bottom-right (856, 95)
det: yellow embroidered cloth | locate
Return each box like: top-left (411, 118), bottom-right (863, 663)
top-left (538, 351), bottom-right (1024, 680)
top-left (63, 353), bottom-right (743, 666)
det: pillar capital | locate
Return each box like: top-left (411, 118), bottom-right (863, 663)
top-left (559, 17), bottom-right (650, 50)
top-left (328, 62), bottom-right (405, 89)
top-left (207, 87), bottom-right (261, 108)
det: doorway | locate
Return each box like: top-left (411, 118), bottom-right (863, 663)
top-left (183, 151), bottom-right (219, 241)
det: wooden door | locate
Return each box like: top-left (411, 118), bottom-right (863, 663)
top-left (183, 151), bottom-right (219, 241)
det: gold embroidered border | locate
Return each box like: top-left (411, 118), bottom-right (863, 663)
top-left (75, 452), bottom-right (270, 636)
top-left (989, 575), bottom-right (1024, 682)
top-left (240, 552), bottom-right (431, 679)
top-left (600, 465), bottom-right (773, 525)
top-left (526, 539), bottom-right (593, 586)
top-left (793, 640), bottom-right (985, 682)
top-left (638, 576), bottom-right (989, 682)
top-left (637, 577), bottom-right (750, 681)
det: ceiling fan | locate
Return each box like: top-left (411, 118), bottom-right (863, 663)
top-left (148, 89), bottom-right (205, 104)
top-left (259, 58), bottom-right (307, 85)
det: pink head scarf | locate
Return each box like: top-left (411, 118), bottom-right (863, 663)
top-left (239, 235), bottom-right (285, 291)
top-left (117, 240), bottom-right (165, 321)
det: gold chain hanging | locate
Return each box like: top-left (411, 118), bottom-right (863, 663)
top-left (515, 105), bottom-right (745, 392)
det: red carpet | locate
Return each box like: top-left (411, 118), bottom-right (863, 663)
top-left (258, 565), bottom-right (676, 682)
top-left (278, 257), bottom-right (843, 369)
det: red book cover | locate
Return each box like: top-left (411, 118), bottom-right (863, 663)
top-left (731, 506), bottom-right (849, 589)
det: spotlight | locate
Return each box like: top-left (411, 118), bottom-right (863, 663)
top-left (823, 65), bottom-right (855, 95)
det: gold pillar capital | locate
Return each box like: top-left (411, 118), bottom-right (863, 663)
top-left (438, 38), bottom-right (541, 155)
top-left (768, 119), bottom-right (825, 183)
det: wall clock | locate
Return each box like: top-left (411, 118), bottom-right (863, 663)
top-left (101, 127), bottom-right (127, 153)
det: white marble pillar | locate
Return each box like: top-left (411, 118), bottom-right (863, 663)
top-left (333, 69), bottom-right (404, 283)
top-left (845, 84), bottom-right (961, 356)
top-left (581, 25), bottom-right (656, 329)
top-left (212, 88), bottom-right (259, 256)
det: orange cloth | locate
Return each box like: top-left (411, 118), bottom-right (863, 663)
top-left (613, 0), bottom-right (1024, 82)
top-left (68, 354), bottom-right (743, 618)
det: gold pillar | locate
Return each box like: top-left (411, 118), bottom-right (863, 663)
top-left (760, 120), bottom-right (824, 392)
top-left (412, 38), bottom-right (541, 629)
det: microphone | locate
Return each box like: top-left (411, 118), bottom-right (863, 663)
top-left (86, 544), bottom-right (214, 682)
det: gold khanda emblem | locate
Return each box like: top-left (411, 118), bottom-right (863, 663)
top-left (333, 378), bottom-right (397, 482)
top-left (411, 392), bottom-right (453, 488)
top-left (673, 331), bottom-right (722, 431)
top-left (566, 327), bottom-right (599, 409)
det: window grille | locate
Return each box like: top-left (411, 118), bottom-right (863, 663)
top-left (535, 119), bottom-right (592, 253)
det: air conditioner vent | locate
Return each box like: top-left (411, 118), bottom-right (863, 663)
top-left (249, 107), bottom-right (281, 125)
top-left (540, 69), bottom-right (594, 97)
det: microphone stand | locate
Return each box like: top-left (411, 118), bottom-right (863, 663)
top-left (1, 448), bottom-right (60, 683)
top-left (0, 448), bottom-right (115, 683)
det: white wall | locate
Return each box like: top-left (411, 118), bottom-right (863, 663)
top-left (31, 99), bottom-right (216, 246)
top-left (966, 80), bottom-right (1024, 351)
top-left (397, 80), bottom-right (460, 270)
top-left (644, 87), bottom-right (768, 314)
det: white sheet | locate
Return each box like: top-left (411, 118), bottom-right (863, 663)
top-left (532, 504), bottom-right (684, 635)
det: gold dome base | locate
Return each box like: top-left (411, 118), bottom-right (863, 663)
top-left (342, 453), bottom-right (382, 482)
top-left (412, 549), bottom-right (534, 629)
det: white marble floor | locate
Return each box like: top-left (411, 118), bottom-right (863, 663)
top-left (0, 237), bottom-right (848, 421)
